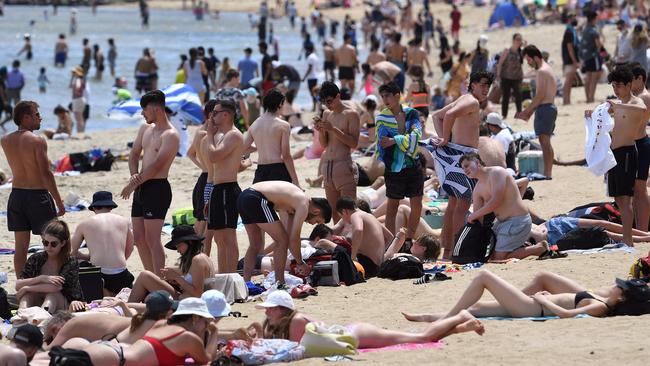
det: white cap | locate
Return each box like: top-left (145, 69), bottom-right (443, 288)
top-left (201, 290), bottom-right (231, 318)
top-left (171, 297), bottom-right (214, 319)
top-left (479, 34), bottom-right (488, 46)
top-left (255, 290), bottom-right (295, 310)
top-left (364, 94), bottom-right (378, 104)
top-left (486, 112), bottom-right (506, 128)
top-left (271, 60), bottom-right (282, 68)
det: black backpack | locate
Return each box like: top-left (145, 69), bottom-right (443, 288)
top-left (452, 221), bottom-right (496, 264)
top-left (91, 150), bottom-right (115, 172)
top-left (68, 152), bottom-right (92, 173)
top-left (378, 255), bottom-right (424, 280)
top-left (0, 286), bottom-right (11, 321)
top-left (555, 227), bottom-right (614, 251)
top-left (48, 346), bottom-right (93, 366)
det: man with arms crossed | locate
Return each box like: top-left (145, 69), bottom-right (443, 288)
top-left (335, 34), bottom-right (358, 92)
top-left (2, 101), bottom-right (64, 275)
top-left (238, 181), bottom-right (331, 285)
top-left (431, 71), bottom-right (493, 259)
top-left (315, 81), bottom-right (360, 223)
top-left (205, 99), bottom-right (245, 273)
top-left (515, 45), bottom-right (558, 179)
top-left (70, 191), bottom-right (134, 296)
top-left (461, 153), bottom-right (547, 260)
top-left (627, 62), bottom-right (650, 231)
top-left (120, 90), bottom-right (180, 275)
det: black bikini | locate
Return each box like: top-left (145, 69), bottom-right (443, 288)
top-left (538, 291), bottom-right (611, 317)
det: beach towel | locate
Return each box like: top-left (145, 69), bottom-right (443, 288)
top-left (375, 107), bottom-right (422, 173)
top-left (560, 243), bottom-right (634, 255)
top-left (358, 341), bottom-right (444, 353)
top-left (423, 261), bottom-right (484, 273)
top-left (226, 339), bottom-right (304, 365)
top-left (429, 141), bottom-right (478, 201)
top-left (585, 102), bottom-right (616, 176)
top-left (479, 314), bottom-right (590, 321)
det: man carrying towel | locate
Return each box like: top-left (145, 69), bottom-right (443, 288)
top-left (70, 191), bottom-right (135, 296)
top-left (430, 71), bottom-right (493, 259)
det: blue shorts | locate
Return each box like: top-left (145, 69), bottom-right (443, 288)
top-left (534, 104), bottom-right (557, 136)
top-left (545, 217), bottom-right (579, 245)
top-left (55, 52), bottom-right (66, 65)
top-left (635, 136), bottom-right (650, 181)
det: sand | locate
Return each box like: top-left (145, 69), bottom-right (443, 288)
top-left (2, 1), bottom-right (650, 365)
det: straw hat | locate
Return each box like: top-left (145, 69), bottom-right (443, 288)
top-left (71, 65), bottom-right (85, 77)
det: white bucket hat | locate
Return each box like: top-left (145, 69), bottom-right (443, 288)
top-left (486, 112), bottom-right (507, 129)
top-left (201, 290), bottom-right (231, 318)
top-left (171, 297), bottom-right (213, 319)
top-left (255, 290), bottom-right (295, 310)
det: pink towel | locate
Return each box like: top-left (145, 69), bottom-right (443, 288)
top-left (357, 341), bottom-right (444, 353)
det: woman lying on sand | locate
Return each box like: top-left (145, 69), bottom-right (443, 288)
top-left (403, 270), bottom-right (650, 321)
top-left (530, 216), bottom-right (650, 246)
top-left (253, 291), bottom-right (484, 348)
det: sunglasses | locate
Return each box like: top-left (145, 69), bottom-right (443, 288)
top-left (42, 239), bottom-right (60, 248)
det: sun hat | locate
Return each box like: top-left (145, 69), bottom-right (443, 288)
top-left (145, 290), bottom-right (178, 314)
top-left (243, 87), bottom-right (259, 96)
top-left (71, 65), bottom-right (85, 77)
top-left (479, 34), bottom-right (488, 46)
top-left (164, 225), bottom-right (204, 250)
top-left (255, 290), bottom-right (295, 310)
top-left (12, 324), bottom-right (43, 349)
top-left (485, 112), bottom-right (507, 129)
top-left (201, 290), bottom-right (231, 318)
top-left (88, 191), bottom-right (118, 211)
top-left (171, 297), bottom-right (214, 319)
top-left (615, 278), bottom-right (650, 302)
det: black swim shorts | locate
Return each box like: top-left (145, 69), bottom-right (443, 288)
top-left (356, 253), bottom-right (379, 278)
top-left (357, 163), bottom-right (372, 187)
top-left (581, 57), bottom-right (602, 73)
top-left (534, 103), bottom-right (557, 136)
top-left (338, 66), bottom-right (355, 80)
top-left (237, 188), bottom-right (279, 225)
top-left (636, 136), bottom-right (650, 181)
top-left (102, 269), bottom-right (135, 295)
top-left (385, 167), bottom-right (425, 200)
top-left (7, 189), bottom-right (57, 234)
top-left (192, 172), bottom-right (208, 221)
top-left (131, 179), bottom-right (172, 220)
top-left (208, 182), bottom-right (241, 230)
top-left (253, 163), bottom-right (292, 183)
top-left (608, 145), bottom-right (637, 197)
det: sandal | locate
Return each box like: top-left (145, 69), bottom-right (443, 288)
top-left (537, 250), bottom-right (568, 260)
top-left (413, 272), bottom-right (452, 285)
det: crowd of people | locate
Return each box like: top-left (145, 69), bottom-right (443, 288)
top-left (1, 0), bottom-right (650, 364)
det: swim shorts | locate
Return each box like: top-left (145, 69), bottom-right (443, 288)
top-left (7, 188), bottom-right (57, 234)
top-left (237, 188), bottom-right (279, 225)
top-left (131, 179), bottom-right (172, 220)
top-left (204, 182), bottom-right (214, 204)
top-left (431, 142), bottom-right (478, 201)
top-left (608, 145), bottom-right (637, 197)
top-left (357, 163), bottom-right (372, 186)
top-left (581, 56), bottom-right (602, 73)
top-left (356, 253), bottom-right (379, 278)
top-left (338, 66), bottom-right (355, 80)
top-left (102, 269), bottom-right (135, 295)
top-left (323, 60), bottom-right (335, 71)
top-left (492, 214), bottom-right (532, 253)
top-left (192, 172), bottom-right (208, 221)
top-left (534, 103), bottom-right (557, 136)
top-left (635, 136), bottom-right (650, 181)
top-left (385, 167), bottom-right (424, 199)
top-left (54, 52), bottom-right (67, 65)
top-left (253, 163), bottom-right (292, 183)
top-left (545, 216), bottom-right (579, 245)
top-left (321, 158), bottom-right (358, 196)
top-left (208, 182), bottom-right (241, 230)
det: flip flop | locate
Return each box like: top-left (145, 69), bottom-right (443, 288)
top-left (537, 250), bottom-right (568, 260)
top-left (413, 272), bottom-right (452, 285)
top-left (290, 286), bottom-right (310, 299)
top-left (300, 284), bottom-right (318, 296)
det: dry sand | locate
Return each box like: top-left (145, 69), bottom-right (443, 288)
top-left (2, 1), bottom-right (650, 365)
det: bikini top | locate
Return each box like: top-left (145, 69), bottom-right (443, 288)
top-left (143, 330), bottom-right (187, 366)
top-left (574, 291), bottom-right (612, 313)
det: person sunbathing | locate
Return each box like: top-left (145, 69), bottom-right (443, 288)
top-left (402, 270), bottom-right (650, 321)
top-left (128, 225), bottom-right (215, 302)
top-left (529, 216), bottom-right (650, 246)
top-left (383, 227), bottom-right (441, 262)
top-left (252, 291), bottom-right (484, 348)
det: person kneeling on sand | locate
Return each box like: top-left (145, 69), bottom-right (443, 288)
top-left (251, 291), bottom-right (484, 348)
top-left (70, 191), bottom-right (135, 296)
top-left (460, 152), bottom-right (547, 260)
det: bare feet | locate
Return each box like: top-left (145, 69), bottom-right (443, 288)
top-left (455, 310), bottom-right (485, 335)
top-left (402, 312), bottom-right (441, 322)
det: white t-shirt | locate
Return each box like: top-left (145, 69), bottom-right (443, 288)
top-left (306, 53), bottom-right (319, 80)
top-left (491, 128), bottom-right (514, 152)
top-left (585, 102), bottom-right (616, 176)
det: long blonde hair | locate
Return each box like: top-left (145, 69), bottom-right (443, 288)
top-left (631, 25), bottom-right (649, 48)
top-left (263, 307), bottom-right (297, 340)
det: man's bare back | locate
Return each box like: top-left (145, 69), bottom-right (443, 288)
top-left (473, 166), bottom-right (528, 221)
top-left (72, 213), bottom-right (133, 270)
top-left (335, 45), bottom-right (357, 67)
top-left (249, 181), bottom-right (309, 215)
top-left (346, 210), bottom-right (386, 266)
top-left (2, 131), bottom-right (53, 189)
top-left (366, 50), bottom-right (386, 66)
top-left (247, 114), bottom-right (289, 164)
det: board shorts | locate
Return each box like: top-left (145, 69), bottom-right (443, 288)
top-left (204, 182), bottom-right (214, 204)
top-left (237, 188), bottom-right (279, 225)
top-left (207, 182), bottom-right (241, 230)
top-left (192, 172), bottom-right (208, 221)
top-left (432, 142), bottom-right (477, 201)
top-left (635, 136), bottom-right (650, 181)
top-left (534, 103), bottom-right (557, 136)
top-left (338, 66), bottom-right (355, 80)
top-left (55, 52), bottom-right (67, 65)
top-left (356, 253), bottom-right (379, 278)
top-left (253, 163), bottom-right (292, 183)
top-left (322, 158), bottom-right (358, 196)
top-left (324, 60), bottom-right (335, 71)
top-left (582, 56), bottom-right (602, 73)
top-left (131, 179), bottom-right (172, 220)
top-left (608, 145), bottom-right (637, 197)
top-left (102, 268), bottom-right (135, 295)
top-left (492, 214), bottom-right (532, 253)
top-left (7, 188), bottom-right (57, 234)
top-left (385, 166), bottom-right (424, 199)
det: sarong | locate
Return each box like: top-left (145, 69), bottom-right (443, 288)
top-left (430, 142), bottom-right (478, 201)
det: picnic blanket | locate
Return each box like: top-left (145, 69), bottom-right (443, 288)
top-left (358, 341), bottom-right (444, 353)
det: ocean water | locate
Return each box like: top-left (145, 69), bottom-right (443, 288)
top-left (0, 5), bottom-right (352, 132)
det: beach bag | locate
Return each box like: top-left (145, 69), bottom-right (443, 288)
top-left (451, 221), bottom-right (495, 264)
top-left (171, 207), bottom-right (197, 227)
top-left (329, 245), bottom-right (364, 285)
top-left (555, 227), bottom-right (613, 251)
top-left (300, 322), bottom-right (358, 357)
top-left (629, 255), bottom-right (650, 279)
top-left (378, 255), bottom-right (424, 280)
top-left (68, 152), bottom-right (92, 173)
top-left (91, 150), bottom-right (115, 172)
top-left (48, 346), bottom-right (93, 366)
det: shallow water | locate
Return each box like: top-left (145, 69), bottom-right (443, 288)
top-left (0, 5), bottom-right (350, 132)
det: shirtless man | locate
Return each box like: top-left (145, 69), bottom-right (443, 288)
top-left (371, 61), bottom-right (402, 87)
top-left (385, 32), bottom-right (407, 91)
top-left (54, 34), bottom-right (68, 67)
top-left (334, 197), bottom-right (391, 278)
top-left (237, 181), bottom-right (331, 284)
top-left (70, 191), bottom-right (134, 296)
top-left (366, 40), bottom-right (386, 66)
top-left (430, 71), bottom-right (493, 259)
top-left (120, 90), bottom-right (180, 275)
top-left (585, 66), bottom-right (646, 245)
top-left (204, 99), bottom-right (245, 273)
top-left (244, 89), bottom-right (300, 186)
top-left (335, 34), bottom-right (358, 92)
top-left (628, 62), bottom-right (650, 231)
top-left (134, 48), bottom-right (158, 94)
top-left (1, 101), bottom-right (64, 275)
top-left (315, 81), bottom-right (360, 223)
top-left (323, 40), bottom-right (336, 82)
top-left (515, 45), bottom-right (558, 178)
top-left (406, 38), bottom-right (432, 77)
top-left (81, 38), bottom-right (91, 74)
top-left (461, 153), bottom-right (547, 260)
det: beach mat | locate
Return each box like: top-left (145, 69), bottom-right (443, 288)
top-left (358, 341), bottom-right (444, 353)
top-left (479, 314), bottom-right (590, 321)
top-left (561, 243), bottom-right (634, 255)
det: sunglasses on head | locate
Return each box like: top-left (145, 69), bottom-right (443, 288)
top-left (42, 239), bottom-right (60, 248)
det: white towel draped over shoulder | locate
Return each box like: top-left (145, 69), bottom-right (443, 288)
top-left (585, 102), bottom-right (617, 176)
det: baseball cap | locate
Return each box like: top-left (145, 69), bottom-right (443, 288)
top-left (171, 297), bottom-right (214, 319)
top-left (616, 278), bottom-right (650, 302)
top-left (201, 290), bottom-right (231, 318)
top-left (12, 324), bottom-right (43, 349)
top-left (255, 290), bottom-right (295, 310)
top-left (145, 290), bottom-right (178, 314)
top-left (485, 112), bottom-right (507, 129)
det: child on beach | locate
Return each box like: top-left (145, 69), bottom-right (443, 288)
top-left (37, 67), bottom-right (49, 93)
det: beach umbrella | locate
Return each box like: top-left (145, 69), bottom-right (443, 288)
top-left (107, 84), bottom-right (204, 125)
